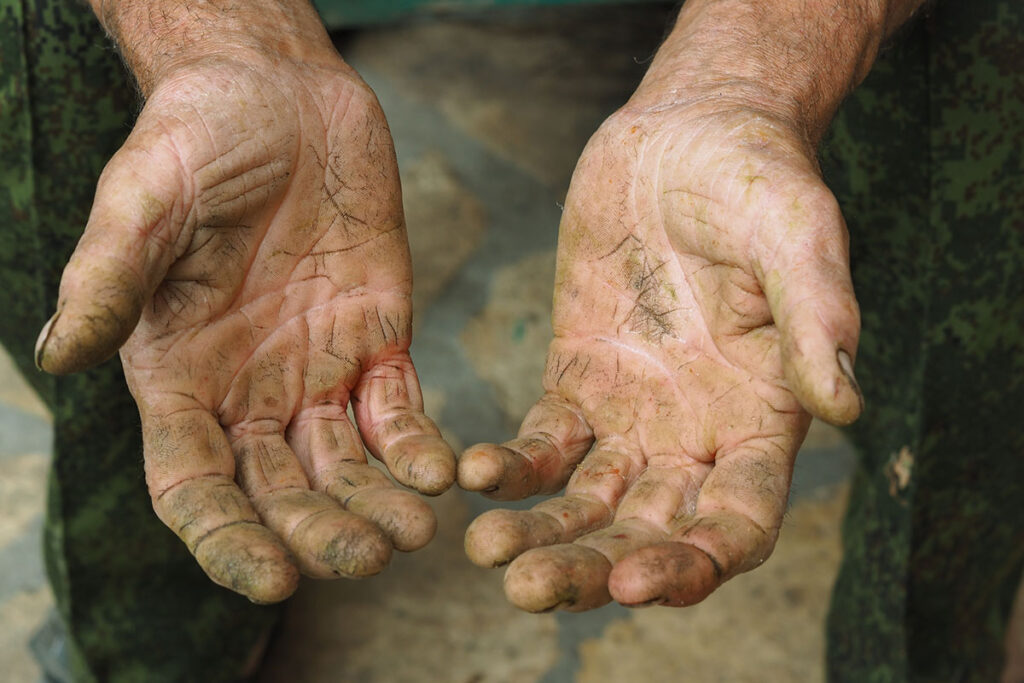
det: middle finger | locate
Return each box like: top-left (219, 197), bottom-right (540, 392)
top-left (288, 409), bottom-right (437, 551)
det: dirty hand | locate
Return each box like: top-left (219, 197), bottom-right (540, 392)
top-left (35, 5), bottom-right (454, 603)
top-left (458, 0), bottom-right (918, 613)
top-left (458, 95), bottom-right (860, 611)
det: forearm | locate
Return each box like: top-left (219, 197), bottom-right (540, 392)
top-left (88, 0), bottom-right (339, 96)
top-left (633, 0), bottom-right (926, 141)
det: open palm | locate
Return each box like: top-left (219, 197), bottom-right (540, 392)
top-left (459, 101), bottom-right (861, 611)
top-left (36, 56), bottom-right (454, 603)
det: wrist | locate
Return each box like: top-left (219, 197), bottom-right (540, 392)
top-left (90, 0), bottom-right (341, 96)
top-left (631, 0), bottom-right (921, 144)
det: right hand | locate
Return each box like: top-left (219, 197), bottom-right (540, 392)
top-left (35, 50), bottom-right (455, 603)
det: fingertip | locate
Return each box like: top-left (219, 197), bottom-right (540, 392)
top-left (346, 488), bottom-right (437, 552)
top-left (463, 511), bottom-right (520, 567)
top-left (463, 509), bottom-right (561, 568)
top-left (295, 509), bottom-right (394, 579)
top-left (418, 462), bottom-right (457, 498)
top-left (35, 300), bottom-right (142, 375)
top-left (320, 517), bottom-right (393, 578)
top-left (504, 545), bottom-right (612, 613)
top-left (194, 523), bottom-right (300, 604)
top-left (392, 502), bottom-right (437, 552)
top-left (384, 434), bottom-right (456, 496)
top-left (36, 263), bottom-right (146, 374)
top-left (242, 556), bottom-right (301, 605)
top-left (609, 542), bottom-right (719, 608)
top-left (456, 444), bottom-right (534, 500)
top-left (456, 445), bottom-right (505, 492)
top-left (785, 346), bottom-right (863, 426)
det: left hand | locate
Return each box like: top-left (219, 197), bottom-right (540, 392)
top-left (457, 93), bottom-right (861, 611)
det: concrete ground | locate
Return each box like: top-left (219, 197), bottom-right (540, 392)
top-left (0, 346), bottom-right (54, 682)
top-left (0, 5), bottom-right (1021, 682)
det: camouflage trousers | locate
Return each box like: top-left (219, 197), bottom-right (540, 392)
top-left (822, 4), bottom-right (1024, 681)
top-left (0, 1), bottom-right (280, 681)
top-left (0, 0), bottom-right (1021, 681)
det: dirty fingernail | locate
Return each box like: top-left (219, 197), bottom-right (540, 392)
top-left (34, 311), bottom-right (60, 370)
top-left (836, 348), bottom-right (864, 409)
top-left (535, 600), bottom-right (573, 614)
top-left (624, 597), bottom-right (663, 609)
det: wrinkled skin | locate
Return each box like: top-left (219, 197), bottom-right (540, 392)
top-left (459, 97), bottom-right (862, 611)
top-left (35, 55), bottom-right (455, 603)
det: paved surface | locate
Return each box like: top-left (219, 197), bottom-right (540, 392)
top-left (0, 346), bottom-right (53, 683)
top-left (2, 5), bottom-right (1019, 683)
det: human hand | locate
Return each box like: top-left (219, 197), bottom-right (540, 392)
top-left (457, 93), bottom-right (861, 611)
top-left (34, 41), bottom-right (454, 602)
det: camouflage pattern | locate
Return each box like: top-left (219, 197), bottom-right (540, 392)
top-left (1, 0), bottom-right (1021, 681)
top-left (0, 1), bottom-right (279, 681)
top-left (822, 3), bottom-right (1024, 680)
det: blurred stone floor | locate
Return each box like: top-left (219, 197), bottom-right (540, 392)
top-left (1, 5), bottom-right (1021, 682)
top-left (0, 346), bottom-right (54, 682)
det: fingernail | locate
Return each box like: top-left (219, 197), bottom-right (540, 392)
top-left (34, 311), bottom-right (60, 371)
top-left (536, 600), bottom-right (573, 614)
top-left (836, 348), bottom-right (864, 410)
top-left (624, 598), bottom-right (664, 609)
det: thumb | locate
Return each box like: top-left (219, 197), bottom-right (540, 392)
top-left (35, 132), bottom-right (188, 375)
top-left (758, 188), bottom-right (863, 426)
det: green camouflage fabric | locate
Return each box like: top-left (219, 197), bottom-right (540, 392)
top-left (1, 0), bottom-right (1021, 681)
top-left (0, 1), bottom-right (280, 681)
top-left (822, 3), bottom-right (1024, 681)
